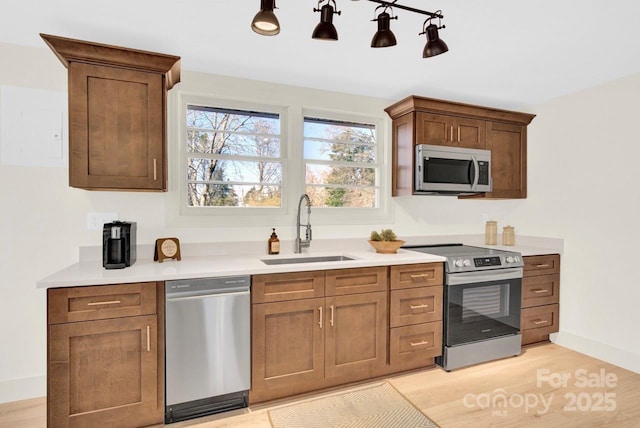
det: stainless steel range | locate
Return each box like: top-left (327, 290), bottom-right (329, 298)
top-left (403, 243), bottom-right (524, 371)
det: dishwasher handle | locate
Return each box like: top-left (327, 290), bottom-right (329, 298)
top-left (166, 276), bottom-right (250, 299)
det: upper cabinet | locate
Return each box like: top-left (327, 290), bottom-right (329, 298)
top-left (41, 34), bottom-right (181, 191)
top-left (385, 96), bottom-right (535, 199)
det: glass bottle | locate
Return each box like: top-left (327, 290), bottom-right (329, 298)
top-left (268, 228), bottom-right (280, 254)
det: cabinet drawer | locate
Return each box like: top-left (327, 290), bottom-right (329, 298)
top-left (325, 266), bottom-right (388, 296)
top-left (252, 271), bottom-right (325, 303)
top-left (48, 282), bottom-right (157, 324)
top-left (390, 287), bottom-right (442, 327)
top-left (523, 254), bottom-right (560, 277)
top-left (390, 322), bottom-right (442, 368)
top-left (390, 263), bottom-right (443, 290)
top-left (522, 274), bottom-right (560, 308)
top-left (521, 304), bottom-right (559, 344)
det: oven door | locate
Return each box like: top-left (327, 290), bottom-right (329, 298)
top-left (444, 268), bottom-right (522, 346)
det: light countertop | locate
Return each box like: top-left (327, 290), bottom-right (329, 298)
top-left (37, 234), bottom-right (563, 289)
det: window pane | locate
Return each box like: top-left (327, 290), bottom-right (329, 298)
top-left (304, 116), bottom-right (378, 209)
top-left (185, 104), bottom-right (282, 209)
top-left (187, 159), bottom-right (281, 184)
top-left (187, 130), bottom-right (280, 157)
top-left (303, 139), bottom-right (374, 163)
top-left (188, 183), bottom-right (281, 207)
top-left (306, 186), bottom-right (376, 208)
top-left (306, 164), bottom-right (375, 186)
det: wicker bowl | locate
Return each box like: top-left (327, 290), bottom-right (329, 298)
top-left (368, 240), bottom-right (406, 254)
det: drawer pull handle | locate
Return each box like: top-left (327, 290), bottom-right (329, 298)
top-left (330, 305), bottom-right (335, 327)
top-left (410, 340), bottom-right (430, 347)
top-left (533, 319), bottom-right (549, 325)
top-left (535, 264), bottom-right (550, 268)
top-left (410, 274), bottom-right (430, 280)
top-left (87, 300), bottom-right (121, 306)
top-left (146, 325), bottom-right (151, 352)
top-left (318, 306), bottom-right (323, 329)
top-left (532, 289), bottom-right (549, 294)
top-left (410, 304), bottom-right (430, 310)
top-left (153, 158), bottom-right (157, 181)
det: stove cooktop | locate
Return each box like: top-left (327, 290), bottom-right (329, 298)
top-left (402, 243), bottom-right (524, 273)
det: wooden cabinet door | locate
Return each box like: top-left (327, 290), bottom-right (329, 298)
top-left (391, 113), bottom-right (415, 196)
top-left (452, 117), bottom-right (485, 149)
top-left (523, 254), bottom-right (561, 277)
top-left (324, 292), bottom-right (387, 382)
top-left (68, 62), bottom-right (165, 191)
top-left (251, 298), bottom-right (325, 403)
top-left (252, 271), bottom-right (324, 303)
top-left (48, 315), bottom-right (160, 428)
top-left (390, 287), bottom-right (443, 328)
top-left (415, 112), bottom-right (452, 146)
top-left (485, 121), bottom-right (527, 198)
top-left (415, 113), bottom-right (485, 149)
top-left (325, 266), bottom-right (388, 296)
top-left (390, 263), bottom-right (443, 290)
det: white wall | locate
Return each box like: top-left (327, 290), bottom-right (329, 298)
top-left (511, 73), bottom-right (640, 372)
top-left (1, 41), bottom-right (638, 404)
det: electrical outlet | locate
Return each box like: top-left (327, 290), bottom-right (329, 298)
top-left (87, 212), bottom-right (118, 230)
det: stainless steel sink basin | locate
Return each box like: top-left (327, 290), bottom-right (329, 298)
top-left (261, 255), bottom-right (354, 265)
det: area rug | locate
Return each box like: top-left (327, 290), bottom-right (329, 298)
top-left (268, 382), bottom-right (439, 428)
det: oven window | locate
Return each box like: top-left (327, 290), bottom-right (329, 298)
top-left (462, 283), bottom-right (510, 322)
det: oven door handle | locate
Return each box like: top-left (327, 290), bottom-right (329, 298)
top-left (446, 267), bottom-right (523, 285)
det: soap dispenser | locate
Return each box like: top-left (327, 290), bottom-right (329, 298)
top-left (268, 228), bottom-right (280, 254)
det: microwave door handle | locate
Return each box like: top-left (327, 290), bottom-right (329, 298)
top-left (470, 156), bottom-right (480, 190)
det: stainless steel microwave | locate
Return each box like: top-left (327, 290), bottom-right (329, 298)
top-left (415, 144), bottom-right (492, 194)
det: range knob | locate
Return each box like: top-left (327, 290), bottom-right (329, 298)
top-left (463, 259), bottom-right (472, 267)
top-left (505, 256), bottom-right (515, 263)
top-left (453, 259), bottom-right (464, 267)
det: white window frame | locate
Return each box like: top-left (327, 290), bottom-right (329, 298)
top-left (300, 107), bottom-right (391, 225)
top-left (166, 87), bottom-right (391, 228)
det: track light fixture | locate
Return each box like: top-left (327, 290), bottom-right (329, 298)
top-left (420, 13), bottom-right (448, 58)
top-left (371, 6), bottom-right (397, 48)
top-left (251, 0), bottom-right (280, 36)
top-left (250, 0), bottom-right (448, 58)
top-left (312, 0), bottom-right (341, 41)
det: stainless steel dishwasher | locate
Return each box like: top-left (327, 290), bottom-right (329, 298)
top-left (165, 276), bottom-right (250, 423)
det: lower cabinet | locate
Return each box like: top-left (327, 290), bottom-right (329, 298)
top-left (47, 282), bottom-right (163, 428)
top-left (521, 254), bottom-right (561, 345)
top-left (251, 267), bottom-right (388, 403)
top-left (388, 263), bottom-right (444, 371)
top-left (251, 263), bottom-right (445, 403)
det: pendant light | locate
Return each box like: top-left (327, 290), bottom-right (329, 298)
top-left (421, 15), bottom-right (448, 58)
top-left (312, 0), bottom-right (341, 41)
top-left (370, 7), bottom-right (397, 48)
top-left (251, 0), bottom-right (280, 36)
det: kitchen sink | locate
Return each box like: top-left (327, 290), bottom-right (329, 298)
top-left (261, 255), bottom-right (354, 265)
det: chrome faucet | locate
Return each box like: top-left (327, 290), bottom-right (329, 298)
top-left (295, 193), bottom-right (312, 253)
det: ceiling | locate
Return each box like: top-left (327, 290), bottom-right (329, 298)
top-left (2, 0), bottom-right (640, 110)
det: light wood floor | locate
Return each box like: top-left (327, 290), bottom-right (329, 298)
top-left (2, 343), bottom-right (639, 428)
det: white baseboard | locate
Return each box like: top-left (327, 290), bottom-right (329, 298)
top-left (552, 331), bottom-right (640, 374)
top-left (0, 375), bottom-right (45, 404)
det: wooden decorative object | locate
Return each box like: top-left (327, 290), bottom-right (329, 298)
top-left (154, 238), bottom-right (181, 262)
top-left (368, 240), bottom-right (406, 254)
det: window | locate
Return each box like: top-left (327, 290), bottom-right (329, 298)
top-left (303, 117), bottom-right (379, 208)
top-left (185, 105), bottom-right (282, 207)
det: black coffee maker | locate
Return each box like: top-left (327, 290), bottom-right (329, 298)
top-left (103, 221), bottom-right (136, 269)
